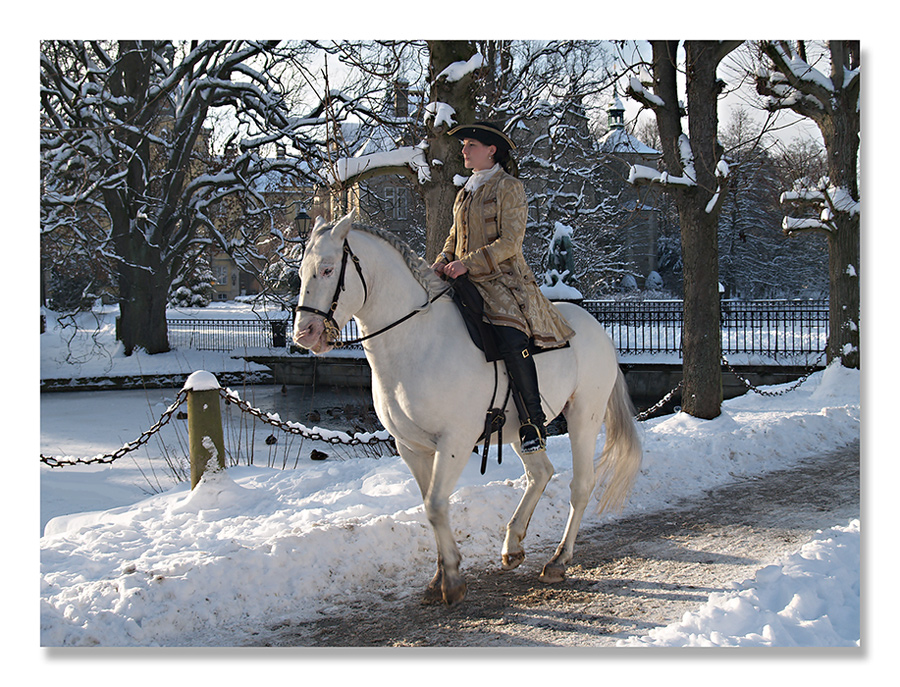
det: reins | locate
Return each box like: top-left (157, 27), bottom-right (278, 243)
top-left (296, 237), bottom-right (451, 348)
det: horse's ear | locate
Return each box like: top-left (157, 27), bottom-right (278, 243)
top-left (332, 209), bottom-right (356, 241)
top-left (311, 215), bottom-right (328, 234)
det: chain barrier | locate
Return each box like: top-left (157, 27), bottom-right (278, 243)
top-left (40, 385), bottom-right (395, 469)
top-left (41, 356), bottom-right (828, 467)
top-left (722, 352), bottom-right (827, 397)
top-left (40, 388), bottom-right (189, 468)
top-left (218, 387), bottom-right (396, 449)
top-left (634, 380), bottom-right (683, 421)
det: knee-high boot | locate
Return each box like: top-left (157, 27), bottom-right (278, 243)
top-left (495, 328), bottom-right (547, 454)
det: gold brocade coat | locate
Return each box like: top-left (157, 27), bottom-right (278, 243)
top-left (438, 169), bottom-right (575, 349)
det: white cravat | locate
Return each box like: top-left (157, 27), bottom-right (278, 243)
top-left (464, 163), bottom-right (501, 193)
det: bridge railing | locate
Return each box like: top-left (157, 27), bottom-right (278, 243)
top-left (578, 299), bottom-right (828, 358)
top-left (167, 299), bottom-right (829, 359)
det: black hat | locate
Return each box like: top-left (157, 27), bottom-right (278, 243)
top-left (447, 122), bottom-right (516, 151)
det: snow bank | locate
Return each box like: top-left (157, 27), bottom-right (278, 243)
top-left (40, 363), bottom-right (860, 647)
top-left (618, 520), bottom-right (860, 647)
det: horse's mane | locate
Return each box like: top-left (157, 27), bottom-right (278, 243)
top-left (348, 222), bottom-right (447, 299)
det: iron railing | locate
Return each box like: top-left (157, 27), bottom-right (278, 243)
top-left (167, 300), bottom-right (829, 359)
top-left (167, 318), bottom-right (293, 351)
top-left (581, 299), bottom-right (829, 357)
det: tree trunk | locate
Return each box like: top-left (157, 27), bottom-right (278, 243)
top-left (115, 222), bottom-right (171, 355)
top-left (639, 41), bottom-right (731, 419)
top-left (423, 40), bottom-right (479, 263)
top-left (678, 198), bottom-right (723, 418)
top-left (819, 56), bottom-right (860, 370)
top-left (826, 213), bottom-right (860, 368)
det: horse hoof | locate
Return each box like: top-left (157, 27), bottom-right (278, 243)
top-left (443, 580), bottom-right (467, 606)
top-left (502, 551), bottom-right (526, 570)
top-left (423, 584), bottom-right (444, 604)
top-left (539, 562), bottom-right (566, 584)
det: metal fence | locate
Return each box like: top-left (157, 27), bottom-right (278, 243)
top-left (167, 318), bottom-right (293, 351)
top-left (168, 299), bottom-right (829, 358)
top-left (581, 299), bottom-right (829, 357)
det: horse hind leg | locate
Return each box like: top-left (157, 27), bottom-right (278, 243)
top-left (539, 402), bottom-right (603, 583)
top-left (540, 370), bottom-right (641, 583)
top-left (501, 445), bottom-right (554, 571)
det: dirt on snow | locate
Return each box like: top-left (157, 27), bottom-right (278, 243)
top-left (247, 440), bottom-right (860, 647)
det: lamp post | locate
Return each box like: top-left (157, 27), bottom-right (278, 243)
top-left (295, 209), bottom-right (311, 241)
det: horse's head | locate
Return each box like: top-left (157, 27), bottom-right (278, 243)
top-left (293, 211), bottom-right (366, 354)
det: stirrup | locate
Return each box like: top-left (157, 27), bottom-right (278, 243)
top-left (518, 421), bottom-right (546, 454)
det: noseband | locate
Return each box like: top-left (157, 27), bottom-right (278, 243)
top-left (295, 239), bottom-right (367, 347)
top-left (295, 237), bottom-right (451, 349)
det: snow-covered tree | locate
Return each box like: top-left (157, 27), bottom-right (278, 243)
top-left (756, 40), bottom-right (860, 368)
top-left (716, 108), bottom-right (818, 298)
top-left (626, 40), bottom-right (742, 419)
top-left (41, 41), bottom-right (323, 354)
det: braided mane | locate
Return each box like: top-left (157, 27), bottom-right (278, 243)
top-left (348, 222), bottom-right (447, 298)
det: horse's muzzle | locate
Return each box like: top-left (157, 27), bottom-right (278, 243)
top-left (293, 315), bottom-right (332, 354)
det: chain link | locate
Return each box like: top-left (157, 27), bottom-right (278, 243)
top-left (219, 387), bottom-right (396, 448)
top-left (41, 356), bottom-right (826, 467)
top-left (40, 388), bottom-right (189, 468)
top-left (722, 352), bottom-right (826, 397)
top-left (635, 380), bottom-right (683, 421)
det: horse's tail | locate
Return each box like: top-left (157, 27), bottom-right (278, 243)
top-left (594, 368), bottom-right (643, 513)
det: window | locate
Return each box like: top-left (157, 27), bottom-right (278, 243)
top-left (385, 186), bottom-right (409, 220)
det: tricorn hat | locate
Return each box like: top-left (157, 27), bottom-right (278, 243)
top-left (447, 121), bottom-right (516, 151)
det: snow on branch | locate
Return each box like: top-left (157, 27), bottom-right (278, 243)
top-left (778, 181), bottom-right (860, 235)
top-left (627, 75), bottom-right (665, 108)
top-left (434, 53), bottom-right (484, 84)
top-left (627, 134), bottom-right (696, 189)
top-left (424, 101), bottom-right (457, 130)
top-left (325, 144), bottom-right (431, 186)
top-left (756, 42), bottom-right (836, 117)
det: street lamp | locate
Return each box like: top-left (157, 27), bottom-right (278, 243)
top-left (295, 209), bottom-right (312, 241)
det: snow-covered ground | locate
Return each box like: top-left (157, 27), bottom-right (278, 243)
top-left (25, 301), bottom-right (887, 681)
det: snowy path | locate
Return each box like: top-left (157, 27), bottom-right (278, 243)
top-left (246, 440), bottom-right (859, 647)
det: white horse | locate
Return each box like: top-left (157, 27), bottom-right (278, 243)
top-left (293, 212), bottom-right (642, 606)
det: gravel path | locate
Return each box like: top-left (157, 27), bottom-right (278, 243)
top-left (247, 440), bottom-right (860, 647)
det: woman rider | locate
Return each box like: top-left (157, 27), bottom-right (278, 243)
top-left (431, 122), bottom-right (575, 453)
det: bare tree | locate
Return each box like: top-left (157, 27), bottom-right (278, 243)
top-left (756, 40), bottom-right (860, 368)
top-left (41, 41), bottom-right (322, 354)
top-left (626, 41), bottom-right (742, 419)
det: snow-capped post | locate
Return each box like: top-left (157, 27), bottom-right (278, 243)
top-left (183, 371), bottom-right (226, 489)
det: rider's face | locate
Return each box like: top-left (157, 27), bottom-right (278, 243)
top-left (461, 138), bottom-right (496, 171)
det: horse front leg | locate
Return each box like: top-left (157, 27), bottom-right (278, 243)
top-left (502, 446), bottom-right (554, 571)
top-left (422, 443), bottom-right (470, 605)
top-left (394, 439), bottom-right (446, 602)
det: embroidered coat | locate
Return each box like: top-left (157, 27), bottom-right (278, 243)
top-left (438, 169), bottom-right (575, 349)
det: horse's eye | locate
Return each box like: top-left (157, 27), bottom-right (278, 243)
top-left (322, 267), bottom-right (334, 277)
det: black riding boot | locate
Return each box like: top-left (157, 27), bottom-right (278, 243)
top-left (495, 327), bottom-right (547, 454)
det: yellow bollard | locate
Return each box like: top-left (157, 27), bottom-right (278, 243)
top-left (184, 371), bottom-right (227, 489)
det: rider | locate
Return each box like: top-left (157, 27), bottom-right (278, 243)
top-left (432, 122), bottom-right (575, 453)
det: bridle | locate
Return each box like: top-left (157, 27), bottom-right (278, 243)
top-left (295, 237), bottom-right (450, 348)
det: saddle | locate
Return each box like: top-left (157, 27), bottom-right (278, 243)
top-left (449, 275), bottom-right (563, 473)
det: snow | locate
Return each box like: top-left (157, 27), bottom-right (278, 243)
top-left (628, 75), bottom-right (665, 108)
top-left (37, 298), bottom-right (865, 651)
top-left (433, 53), bottom-right (484, 84)
top-left (424, 100), bottom-right (457, 130)
top-left (619, 519), bottom-right (860, 647)
top-left (325, 144), bottom-right (431, 185)
top-left (183, 370), bottom-right (221, 392)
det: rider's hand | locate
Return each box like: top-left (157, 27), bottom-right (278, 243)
top-left (443, 261), bottom-right (468, 279)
